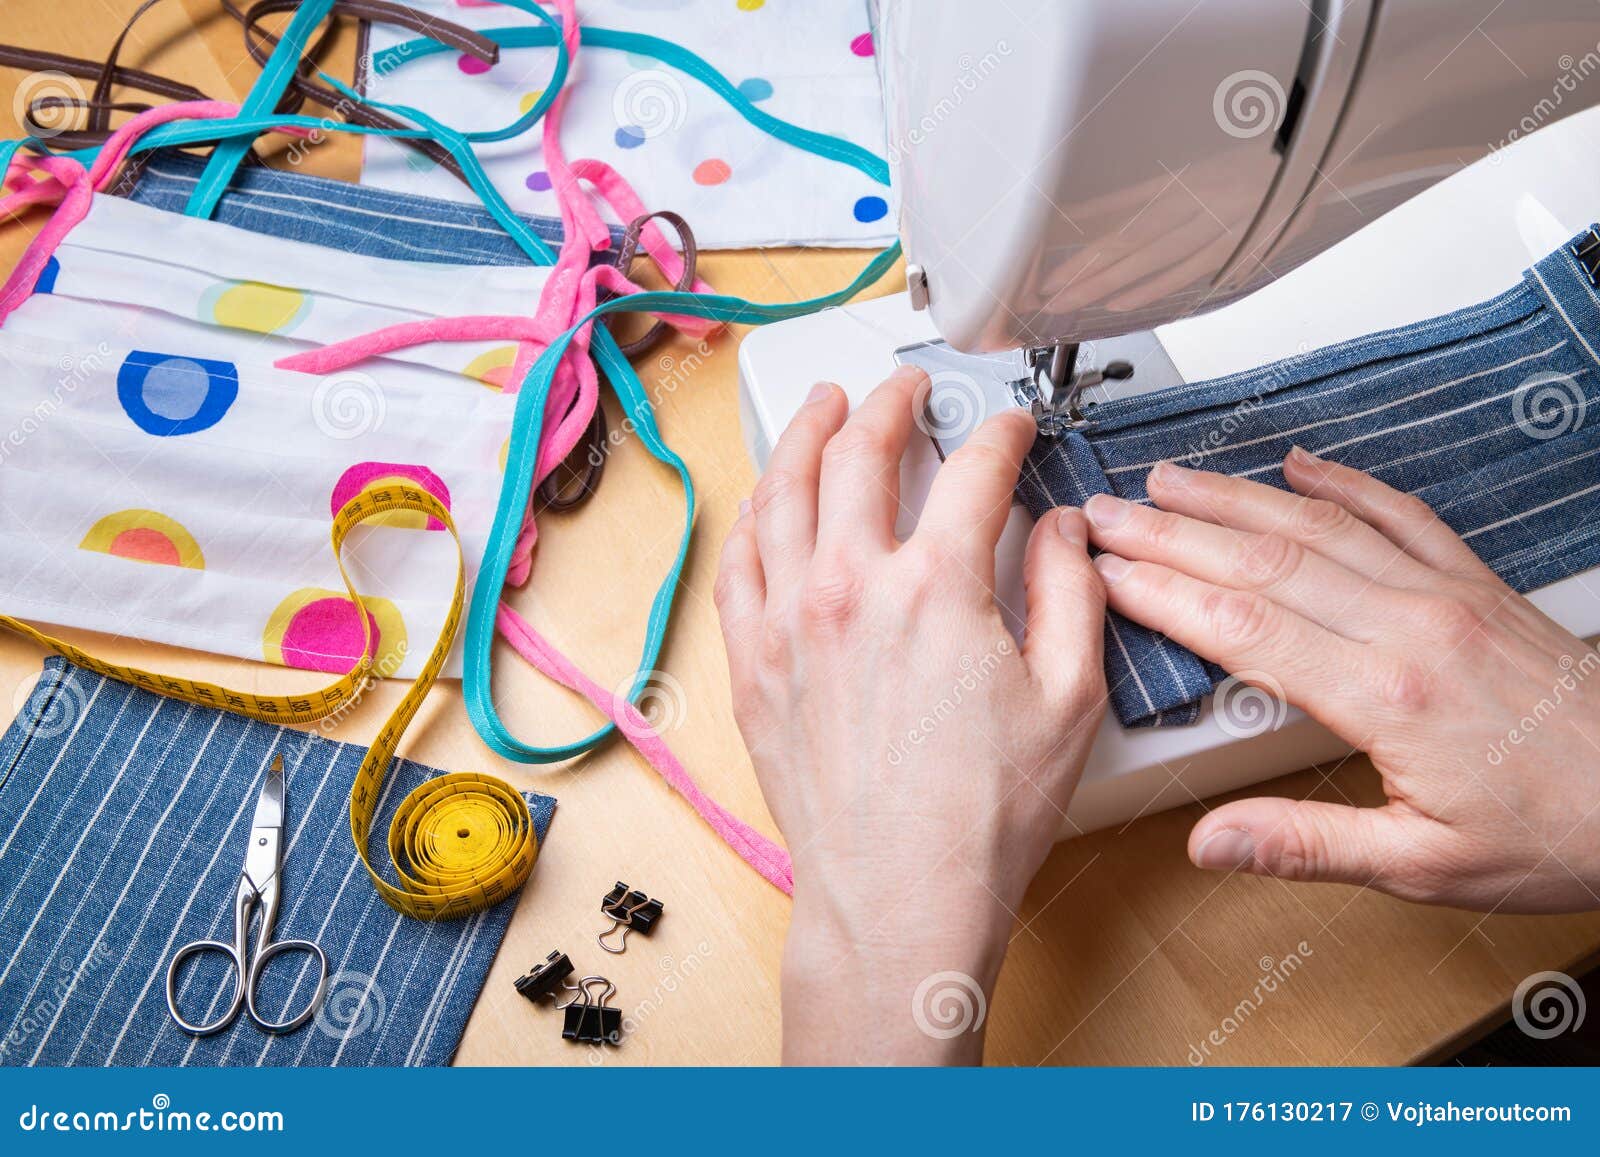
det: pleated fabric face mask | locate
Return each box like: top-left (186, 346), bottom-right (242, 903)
top-left (0, 194), bottom-right (546, 678)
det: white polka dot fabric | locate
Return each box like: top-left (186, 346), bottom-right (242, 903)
top-left (358, 0), bottom-right (897, 249)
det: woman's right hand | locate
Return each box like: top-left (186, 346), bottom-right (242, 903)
top-left (1084, 448), bottom-right (1600, 914)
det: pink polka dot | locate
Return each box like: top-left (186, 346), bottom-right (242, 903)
top-left (281, 598), bottom-right (380, 675)
top-left (109, 527), bottom-right (181, 566)
top-left (693, 159), bottom-right (732, 186)
top-left (850, 32), bottom-right (875, 57)
top-left (458, 54), bottom-right (492, 76)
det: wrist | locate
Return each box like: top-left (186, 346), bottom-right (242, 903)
top-left (778, 868), bottom-right (1013, 1065)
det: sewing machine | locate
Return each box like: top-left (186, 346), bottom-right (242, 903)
top-left (737, 0), bottom-right (1600, 834)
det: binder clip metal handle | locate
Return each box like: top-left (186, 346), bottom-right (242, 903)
top-left (596, 881), bottom-right (664, 955)
top-left (561, 976), bottom-right (622, 1046)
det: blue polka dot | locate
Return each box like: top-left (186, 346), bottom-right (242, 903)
top-left (737, 77), bottom-right (773, 102)
top-left (853, 195), bottom-right (889, 223)
top-left (525, 170), bottom-right (552, 192)
top-left (33, 255), bottom-right (59, 295)
top-left (614, 125), bottom-right (647, 149)
top-left (117, 351), bottom-right (239, 437)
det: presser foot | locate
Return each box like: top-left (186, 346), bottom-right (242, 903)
top-left (892, 330), bottom-right (1186, 457)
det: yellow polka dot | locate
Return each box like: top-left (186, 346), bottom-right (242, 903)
top-left (462, 346), bottom-right (519, 391)
top-left (737, 0), bottom-right (765, 10)
top-left (204, 281), bottom-right (310, 334)
top-left (519, 90), bottom-right (545, 114)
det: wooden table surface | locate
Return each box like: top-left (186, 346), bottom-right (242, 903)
top-left (4, 0), bottom-right (1599, 1067)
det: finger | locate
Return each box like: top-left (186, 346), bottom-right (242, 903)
top-left (1093, 553), bottom-right (1372, 735)
top-left (815, 365), bottom-right (925, 557)
top-left (1145, 460), bottom-right (1435, 588)
top-left (1282, 447), bottom-right (1500, 582)
top-left (915, 407), bottom-right (1037, 581)
top-left (1189, 797), bottom-right (1438, 892)
top-left (1082, 491), bottom-right (1404, 641)
top-left (1022, 508), bottom-right (1107, 708)
top-left (751, 382), bottom-right (848, 595)
top-left (713, 500), bottom-right (765, 691)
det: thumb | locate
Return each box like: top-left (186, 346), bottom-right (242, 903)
top-left (1021, 507), bottom-right (1106, 703)
top-left (1189, 797), bottom-right (1427, 889)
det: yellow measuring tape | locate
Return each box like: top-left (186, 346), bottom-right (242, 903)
top-left (0, 482), bottom-right (536, 921)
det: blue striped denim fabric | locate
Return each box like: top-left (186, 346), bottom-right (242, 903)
top-left (0, 658), bottom-right (556, 1067)
top-left (1017, 230), bottom-right (1600, 728)
top-left (122, 149), bottom-right (626, 264)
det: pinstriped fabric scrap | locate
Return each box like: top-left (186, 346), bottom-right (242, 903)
top-left (1016, 228), bottom-right (1600, 728)
top-left (0, 657), bottom-right (555, 1066)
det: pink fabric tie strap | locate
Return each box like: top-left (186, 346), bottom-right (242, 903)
top-left (495, 603), bottom-right (794, 894)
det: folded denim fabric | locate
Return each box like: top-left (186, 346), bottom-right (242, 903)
top-left (0, 657), bottom-right (555, 1067)
top-left (121, 148), bottom-right (625, 264)
top-left (1017, 229), bottom-right (1600, 728)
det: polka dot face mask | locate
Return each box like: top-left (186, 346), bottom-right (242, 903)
top-left (0, 194), bottom-right (545, 679)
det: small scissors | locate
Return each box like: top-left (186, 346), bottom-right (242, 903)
top-left (165, 755), bottom-right (329, 1036)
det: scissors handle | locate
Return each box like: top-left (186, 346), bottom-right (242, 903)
top-left (245, 938), bottom-right (329, 1034)
top-left (166, 939), bottom-right (247, 1037)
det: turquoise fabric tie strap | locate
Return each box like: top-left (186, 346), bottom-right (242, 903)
top-left (464, 248), bottom-right (901, 763)
top-left (184, 0), bottom-right (338, 219)
top-left (13, 0), bottom-right (898, 765)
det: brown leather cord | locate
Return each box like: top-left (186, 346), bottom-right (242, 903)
top-left (0, 0), bottom-right (494, 178)
top-left (538, 210), bottom-right (706, 513)
top-left (536, 401), bottom-right (608, 514)
top-left (610, 209), bottom-right (700, 358)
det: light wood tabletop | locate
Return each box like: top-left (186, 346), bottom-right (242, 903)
top-left (4, 0), bottom-right (1599, 1067)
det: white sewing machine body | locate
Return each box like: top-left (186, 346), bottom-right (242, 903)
top-left (738, 0), bottom-right (1600, 834)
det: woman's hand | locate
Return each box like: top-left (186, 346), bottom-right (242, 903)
top-left (1085, 447), bottom-right (1600, 914)
top-left (715, 367), bottom-right (1107, 1064)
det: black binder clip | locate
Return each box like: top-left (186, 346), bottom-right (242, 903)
top-left (1572, 227), bottom-right (1600, 286)
top-left (596, 881), bottom-right (664, 954)
top-left (561, 976), bottom-right (622, 1046)
top-left (513, 950), bottom-right (576, 1005)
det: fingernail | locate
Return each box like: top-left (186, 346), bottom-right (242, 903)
top-left (1057, 507), bottom-right (1086, 545)
top-left (1093, 554), bottom-right (1130, 585)
top-left (1289, 445), bottom-right (1321, 464)
top-left (1148, 460), bottom-right (1189, 488)
top-left (806, 382), bottom-right (834, 405)
top-left (738, 499), bottom-right (752, 518)
top-left (1193, 828), bottom-right (1256, 870)
top-left (1085, 493), bottom-right (1131, 529)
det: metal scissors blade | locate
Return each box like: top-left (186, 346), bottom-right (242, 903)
top-left (242, 754), bottom-right (285, 894)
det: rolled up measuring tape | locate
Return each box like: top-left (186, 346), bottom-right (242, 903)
top-left (0, 482), bottom-right (536, 922)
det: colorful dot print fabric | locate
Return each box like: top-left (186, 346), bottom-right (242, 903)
top-left (360, 0), bottom-right (895, 249)
top-left (0, 195), bottom-right (542, 680)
